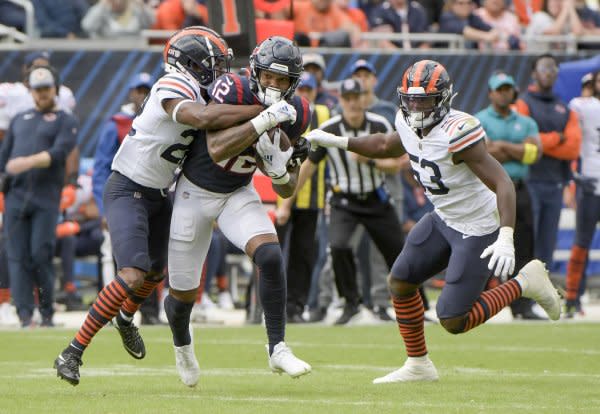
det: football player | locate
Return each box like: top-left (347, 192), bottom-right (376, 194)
top-left (306, 60), bottom-right (562, 383)
top-left (165, 36), bottom-right (312, 387)
top-left (54, 26), bottom-right (293, 386)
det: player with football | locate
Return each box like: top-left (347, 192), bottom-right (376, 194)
top-left (165, 36), bottom-right (312, 387)
top-left (53, 26), bottom-right (295, 386)
top-left (306, 60), bottom-right (562, 383)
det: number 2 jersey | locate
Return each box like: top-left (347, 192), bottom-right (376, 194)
top-left (396, 109), bottom-right (499, 236)
top-left (111, 71), bottom-right (204, 189)
top-left (182, 73), bottom-right (312, 193)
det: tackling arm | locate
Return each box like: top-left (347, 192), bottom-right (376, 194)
top-left (163, 98), bottom-right (263, 131)
top-left (306, 129), bottom-right (406, 158)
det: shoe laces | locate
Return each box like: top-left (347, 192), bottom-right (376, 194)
top-left (119, 323), bottom-right (142, 347)
top-left (63, 352), bottom-right (83, 370)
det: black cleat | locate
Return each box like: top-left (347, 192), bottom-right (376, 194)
top-left (334, 304), bottom-right (360, 325)
top-left (115, 318), bottom-right (146, 359)
top-left (54, 351), bottom-right (82, 386)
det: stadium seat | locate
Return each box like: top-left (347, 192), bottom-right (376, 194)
top-left (255, 18), bottom-right (294, 43)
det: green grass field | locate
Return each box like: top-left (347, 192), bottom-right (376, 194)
top-left (2, 323), bottom-right (600, 414)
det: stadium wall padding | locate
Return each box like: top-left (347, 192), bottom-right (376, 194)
top-left (0, 51), bottom-right (588, 157)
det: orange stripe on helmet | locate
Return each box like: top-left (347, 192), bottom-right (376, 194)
top-left (411, 60), bottom-right (428, 88)
top-left (425, 64), bottom-right (445, 93)
top-left (401, 68), bottom-right (409, 92)
top-left (164, 27), bottom-right (228, 62)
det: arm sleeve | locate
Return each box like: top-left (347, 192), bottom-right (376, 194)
top-left (47, 114), bottom-right (78, 165)
top-left (156, 73), bottom-right (200, 102)
top-left (92, 121), bottom-right (120, 214)
top-left (0, 120), bottom-right (15, 172)
top-left (543, 110), bottom-right (582, 160)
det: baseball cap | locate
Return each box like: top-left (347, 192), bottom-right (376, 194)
top-left (302, 53), bottom-right (326, 71)
top-left (297, 72), bottom-right (317, 90)
top-left (24, 51), bottom-right (51, 68)
top-left (29, 67), bottom-right (56, 89)
top-left (128, 72), bottom-right (154, 90)
top-left (488, 72), bottom-right (516, 90)
top-left (340, 78), bottom-right (364, 96)
top-left (351, 59), bottom-right (376, 75)
top-left (581, 72), bottom-right (594, 86)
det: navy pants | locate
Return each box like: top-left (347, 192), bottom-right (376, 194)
top-left (4, 195), bottom-right (58, 323)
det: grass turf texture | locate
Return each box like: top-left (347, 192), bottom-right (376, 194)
top-left (2, 323), bottom-right (600, 414)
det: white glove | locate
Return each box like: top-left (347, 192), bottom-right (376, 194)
top-left (250, 101), bottom-right (297, 135)
top-left (305, 129), bottom-right (348, 150)
top-left (256, 131), bottom-right (293, 184)
top-left (480, 226), bottom-right (515, 281)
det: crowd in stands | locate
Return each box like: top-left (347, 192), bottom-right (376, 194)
top-left (0, 0), bottom-right (600, 49)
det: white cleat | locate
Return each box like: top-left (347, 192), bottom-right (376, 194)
top-left (0, 302), bottom-right (19, 326)
top-left (373, 356), bottom-right (439, 384)
top-left (217, 291), bottom-right (235, 310)
top-left (516, 260), bottom-right (561, 321)
top-left (174, 343), bottom-right (200, 387)
top-left (267, 342), bottom-right (312, 378)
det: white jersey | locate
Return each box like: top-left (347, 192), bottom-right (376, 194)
top-left (569, 96), bottom-right (600, 195)
top-left (396, 109), bottom-right (499, 236)
top-left (0, 82), bottom-right (76, 130)
top-left (112, 72), bottom-right (204, 189)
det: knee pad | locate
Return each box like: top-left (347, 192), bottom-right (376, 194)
top-left (438, 315), bottom-right (467, 335)
top-left (252, 242), bottom-right (283, 280)
top-left (146, 269), bottom-right (165, 282)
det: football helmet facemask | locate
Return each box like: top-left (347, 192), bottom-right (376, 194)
top-left (163, 26), bottom-right (233, 89)
top-left (249, 36), bottom-right (303, 105)
top-left (397, 60), bottom-right (455, 129)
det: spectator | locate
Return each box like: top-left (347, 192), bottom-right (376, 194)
top-left (474, 0), bottom-right (523, 50)
top-left (0, 0), bottom-right (26, 32)
top-left (439, 0), bottom-right (500, 49)
top-left (293, 0), bottom-right (362, 47)
top-left (512, 0), bottom-right (543, 26)
top-left (515, 54), bottom-right (582, 272)
top-left (0, 66), bottom-right (78, 327)
top-left (153, 0), bottom-right (208, 30)
top-left (275, 72), bottom-right (330, 323)
top-left (475, 72), bottom-right (545, 319)
top-left (415, 0), bottom-right (445, 27)
top-left (302, 53), bottom-right (339, 110)
top-left (580, 72), bottom-right (594, 97)
top-left (255, 0), bottom-right (292, 19)
top-left (337, 0), bottom-right (370, 31)
top-left (31, 0), bottom-right (88, 38)
top-left (369, 0), bottom-right (430, 49)
top-left (525, 0), bottom-right (584, 52)
top-left (82, 0), bottom-right (155, 38)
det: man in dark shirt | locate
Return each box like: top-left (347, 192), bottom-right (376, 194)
top-left (0, 66), bottom-right (78, 327)
top-left (369, 0), bottom-right (430, 48)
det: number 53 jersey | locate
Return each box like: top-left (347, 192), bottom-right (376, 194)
top-left (112, 72), bottom-right (203, 189)
top-left (396, 109), bottom-right (499, 236)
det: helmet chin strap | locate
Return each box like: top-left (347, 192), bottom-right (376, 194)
top-left (259, 86), bottom-right (283, 106)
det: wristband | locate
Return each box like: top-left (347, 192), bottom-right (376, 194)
top-left (521, 143), bottom-right (538, 165)
top-left (498, 226), bottom-right (514, 241)
top-left (271, 172), bottom-right (290, 185)
top-left (172, 99), bottom-right (193, 123)
top-left (250, 112), bottom-right (273, 135)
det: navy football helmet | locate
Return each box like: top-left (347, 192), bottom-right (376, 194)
top-left (249, 36), bottom-right (303, 105)
top-left (163, 26), bottom-right (233, 88)
top-left (397, 60), bottom-right (455, 129)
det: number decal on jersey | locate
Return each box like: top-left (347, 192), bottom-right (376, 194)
top-left (221, 0), bottom-right (241, 35)
top-left (212, 76), bottom-right (234, 104)
top-left (408, 154), bottom-right (449, 195)
top-left (160, 129), bottom-right (196, 165)
top-left (217, 155), bottom-right (257, 174)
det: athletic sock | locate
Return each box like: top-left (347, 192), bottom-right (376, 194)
top-left (119, 277), bottom-right (163, 325)
top-left (164, 294), bottom-right (194, 347)
top-left (463, 279), bottom-right (521, 332)
top-left (392, 291), bottom-right (427, 357)
top-left (566, 245), bottom-right (587, 302)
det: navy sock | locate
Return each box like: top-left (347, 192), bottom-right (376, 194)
top-left (253, 243), bottom-right (286, 355)
top-left (164, 294), bottom-right (194, 347)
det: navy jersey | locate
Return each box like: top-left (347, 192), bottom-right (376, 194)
top-left (182, 73), bottom-right (312, 193)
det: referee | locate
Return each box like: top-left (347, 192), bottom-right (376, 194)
top-left (297, 78), bottom-right (404, 324)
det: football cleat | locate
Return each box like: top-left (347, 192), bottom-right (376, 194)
top-left (267, 342), bottom-right (311, 378)
top-left (54, 351), bottom-right (83, 386)
top-left (174, 344), bottom-right (200, 387)
top-left (373, 356), bottom-right (439, 384)
top-left (516, 260), bottom-right (561, 321)
top-left (114, 317), bottom-right (146, 359)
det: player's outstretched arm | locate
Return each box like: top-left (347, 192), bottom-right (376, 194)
top-left (206, 101), bottom-right (297, 162)
top-left (306, 130), bottom-right (405, 158)
top-left (164, 99), bottom-right (263, 131)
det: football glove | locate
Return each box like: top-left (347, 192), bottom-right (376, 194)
top-left (256, 131), bottom-right (293, 184)
top-left (287, 137), bottom-right (310, 169)
top-left (480, 226), bottom-right (515, 281)
top-left (305, 129), bottom-right (348, 150)
top-left (250, 101), bottom-right (297, 135)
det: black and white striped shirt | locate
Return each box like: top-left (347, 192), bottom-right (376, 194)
top-left (308, 112), bottom-right (393, 195)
